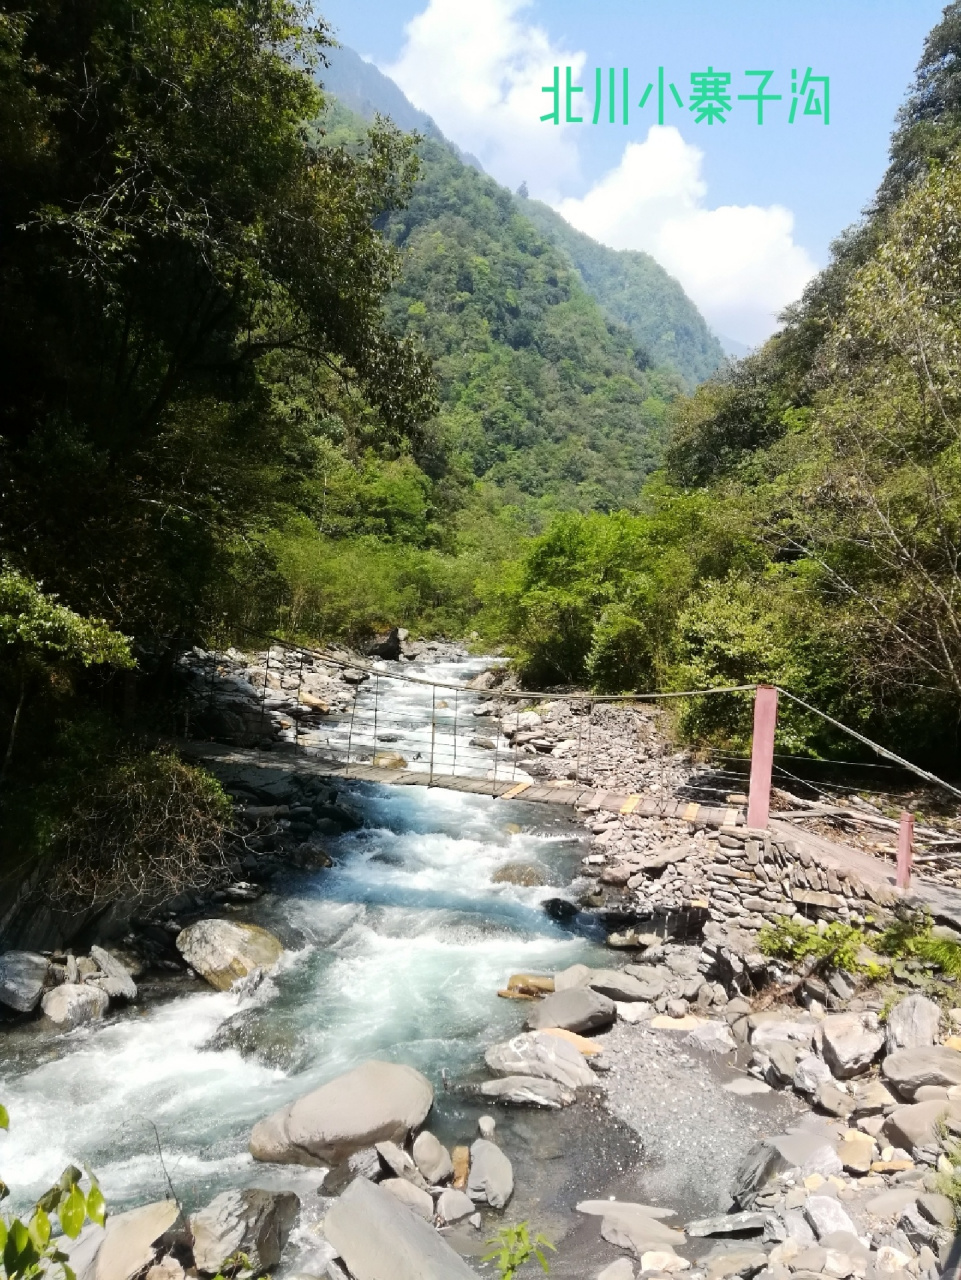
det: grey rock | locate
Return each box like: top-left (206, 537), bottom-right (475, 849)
top-left (865, 1188), bottom-right (923, 1220)
top-left (484, 1030), bottom-right (596, 1088)
top-left (322, 1176), bottom-right (476, 1279)
top-left (525, 987), bottom-right (616, 1034)
top-left (588, 969), bottom-right (662, 1003)
top-left (781, 1211), bottom-right (817, 1246)
top-left (89, 947), bottom-right (137, 1001)
top-left (803, 1196), bottom-right (858, 1240)
top-left (917, 1192), bottom-right (955, 1230)
top-left (882, 1047), bottom-right (961, 1099)
top-left (374, 1140), bottom-right (428, 1188)
top-left (411, 1131), bottom-right (453, 1184)
top-left (622, 966), bottom-right (669, 1001)
top-left (190, 1189), bottom-right (299, 1274)
top-left (883, 1100), bottom-right (961, 1150)
top-left (885, 997), bottom-right (941, 1055)
top-left (468, 1138), bottom-right (514, 1208)
top-left (687, 1212), bottom-right (771, 1237)
top-left (479, 1075), bottom-right (575, 1108)
top-left (478, 1115), bottom-right (496, 1139)
top-left (176, 920), bottom-right (283, 991)
top-left (732, 1134), bottom-right (842, 1208)
top-left (554, 963), bottom-right (593, 991)
top-left (0, 951), bottom-right (49, 1012)
top-left (852, 1079), bottom-right (896, 1115)
top-left (899, 1203), bottom-right (938, 1248)
top-left (687, 1022), bottom-right (738, 1054)
top-left (597, 1262), bottom-right (636, 1280)
top-left (793, 1054), bottom-right (833, 1095)
top-left (597, 1206), bottom-right (686, 1258)
top-left (816, 1080), bottom-right (855, 1118)
top-left (821, 1013), bottom-right (884, 1079)
top-left (380, 1178), bottom-right (434, 1220)
top-left (250, 1060), bottom-right (433, 1165)
top-left (704, 1248), bottom-right (769, 1279)
top-left (94, 1201), bottom-right (179, 1280)
top-left (42, 983), bottom-right (109, 1029)
top-left (766, 1041), bottom-right (800, 1084)
top-left (724, 1078), bottom-right (773, 1096)
top-left (435, 1189), bottom-right (475, 1223)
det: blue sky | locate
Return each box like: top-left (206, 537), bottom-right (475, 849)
top-left (316, 0), bottom-right (945, 345)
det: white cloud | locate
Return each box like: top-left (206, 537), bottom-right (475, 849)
top-left (382, 0), bottom-right (583, 197)
top-left (556, 127), bottom-right (818, 346)
top-left (383, 1), bottom-right (817, 346)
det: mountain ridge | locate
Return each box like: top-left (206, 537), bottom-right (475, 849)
top-left (319, 44), bottom-right (724, 387)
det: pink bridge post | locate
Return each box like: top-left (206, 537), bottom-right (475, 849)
top-left (747, 684), bottom-right (779, 831)
top-left (897, 810), bottom-right (914, 891)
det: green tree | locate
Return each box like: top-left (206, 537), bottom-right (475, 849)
top-left (0, 569), bottom-right (133, 787)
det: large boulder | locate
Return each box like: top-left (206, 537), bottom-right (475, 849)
top-left (525, 987), bottom-right (616, 1034)
top-left (176, 920), bottom-right (283, 991)
top-left (323, 1176), bottom-right (476, 1280)
top-left (485, 1031), bottom-right (596, 1089)
top-left (882, 1046), bottom-right (961, 1099)
top-left (882, 1100), bottom-right (961, 1150)
top-left (820, 1013), bottom-right (884, 1079)
top-left (42, 983), bottom-right (109, 1029)
top-left (622, 966), bottom-right (669, 1001)
top-left (95, 1201), bottom-right (179, 1280)
top-left (885, 996), bottom-right (941, 1055)
top-left (732, 1134), bottom-right (842, 1208)
top-left (0, 951), bottom-right (49, 1012)
top-left (250, 1060), bottom-right (433, 1165)
top-left (190, 1189), bottom-right (299, 1274)
top-left (467, 1138), bottom-right (514, 1208)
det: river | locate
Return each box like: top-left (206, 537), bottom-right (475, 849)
top-left (0, 654), bottom-right (638, 1270)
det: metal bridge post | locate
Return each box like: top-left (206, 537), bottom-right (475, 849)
top-left (345, 676), bottom-right (357, 778)
top-left (452, 690), bottom-right (459, 776)
top-left (373, 674), bottom-right (379, 758)
top-left (429, 686), bottom-right (436, 785)
top-left (747, 684), bottom-right (778, 830)
top-left (897, 810), bottom-right (914, 890)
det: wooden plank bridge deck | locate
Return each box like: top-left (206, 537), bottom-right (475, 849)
top-left (180, 740), bottom-right (746, 828)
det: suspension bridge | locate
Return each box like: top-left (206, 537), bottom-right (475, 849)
top-left (173, 633), bottom-right (961, 885)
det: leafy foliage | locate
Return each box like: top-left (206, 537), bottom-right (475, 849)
top-left (757, 919), bottom-right (879, 976)
top-left (875, 913), bottom-right (961, 980)
top-left (0, 570), bottom-right (133, 671)
top-left (482, 1222), bottom-right (556, 1279)
top-left (518, 196), bottom-right (725, 388)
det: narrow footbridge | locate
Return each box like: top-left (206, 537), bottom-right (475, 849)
top-left (180, 740), bottom-right (746, 829)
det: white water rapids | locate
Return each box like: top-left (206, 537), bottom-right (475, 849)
top-left (0, 655), bottom-right (608, 1231)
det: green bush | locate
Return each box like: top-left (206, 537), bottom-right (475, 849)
top-left (757, 918), bottom-right (881, 976)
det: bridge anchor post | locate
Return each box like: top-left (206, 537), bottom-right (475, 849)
top-left (747, 684), bottom-right (778, 830)
top-left (897, 810), bottom-right (914, 890)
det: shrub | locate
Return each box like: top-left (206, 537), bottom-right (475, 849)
top-left (48, 751), bottom-right (231, 907)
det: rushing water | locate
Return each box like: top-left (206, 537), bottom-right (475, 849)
top-left (0, 655), bottom-right (615, 1254)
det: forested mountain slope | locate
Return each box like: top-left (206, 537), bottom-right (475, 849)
top-left (321, 45), bottom-right (721, 390)
top-left (516, 196), bottom-right (725, 387)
